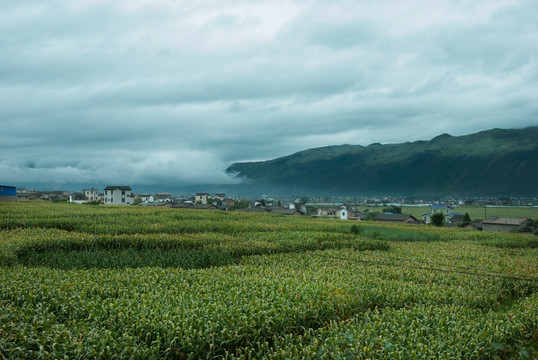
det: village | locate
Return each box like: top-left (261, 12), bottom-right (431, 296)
top-left (2, 184), bottom-right (537, 234)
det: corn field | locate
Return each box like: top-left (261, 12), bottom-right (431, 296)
top-left (1, 202), bottom-right (537, 359)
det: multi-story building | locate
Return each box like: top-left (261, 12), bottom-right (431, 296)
top-left (104, 186), bottom-right (133, 205)
top-left (195, 193), bottom-right (211, 204)
top-left (82, 188), bottom-right (100, 201)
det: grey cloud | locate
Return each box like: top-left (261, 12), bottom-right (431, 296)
top-left (1, 0), bottom-right (537, 189)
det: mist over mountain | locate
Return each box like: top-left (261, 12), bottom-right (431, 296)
top-left (227, 127), bottom-right (538, 197)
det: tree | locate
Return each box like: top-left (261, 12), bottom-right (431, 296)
top-left (365, 211), bottom-right (379, 221)
top-left (260, 199), bottom-right (267, 207)
top-left (133, 196), bottom-right (142, 205)
top-left (382, 206), bottom-right (401, 214)
top-left (431, 212), bottom-right (444, 227)
top-left (233, 200), bottom-right (249, 209)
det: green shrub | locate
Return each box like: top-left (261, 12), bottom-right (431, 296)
top-left (350, 224), bottom-right (362, 235)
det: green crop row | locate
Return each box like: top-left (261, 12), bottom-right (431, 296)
top-left (1, 249), bottom-right (536, 359)
top-left (0, 202), bottom-right (439, 241)
top-left (0, 227), bottom-right (390, 269)
top-left (0, 202), bottom-right (536, 359)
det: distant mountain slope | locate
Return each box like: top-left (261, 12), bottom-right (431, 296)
top-left (226, 127), bottom-right (538, 196)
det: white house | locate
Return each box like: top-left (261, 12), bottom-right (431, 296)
top-left (317, 206), bottom-right (348, 220)
top-left (195, 193), bottom-right (211, 204)
top-left (137, 194), bottom-right (154, 203)
top-left (214, 193), bottom-right (226, 201)
top-left (155, 193), bottom-right (171, 202)
top-left (104, 186), bottom-right (134, 205)
top-left (289, 203), bottom-right (307, 214)
top-left (422, 204), bottom-right (462, 224)
top-left (82, 188), bottom-right (100, 201)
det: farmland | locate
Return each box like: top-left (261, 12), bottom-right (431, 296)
top-left (361, 205), bottom-right (538, 220)
top-left (1, 202), bottom-right (537, 359)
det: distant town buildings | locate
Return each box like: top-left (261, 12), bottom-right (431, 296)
top-left (2, 184), bottom-right (536, 233)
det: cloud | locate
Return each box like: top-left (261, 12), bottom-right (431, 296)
top-left (1, 0), bottom-right (537, 189)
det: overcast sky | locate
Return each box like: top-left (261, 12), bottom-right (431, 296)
top-left (1, 0), bottom-right (537, 188)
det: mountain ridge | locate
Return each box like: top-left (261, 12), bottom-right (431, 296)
top-left (226, 126), bottom-right (538, 196)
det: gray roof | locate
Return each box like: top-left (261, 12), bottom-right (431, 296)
top-left (270, 208), bottom-right (305, 215)
top-left (482, 217), bottom-right (530, 226)
top-left (374, 213), bottom-right (418, 222)
top-left (172, 203), bottom-right (193, 209)
top-left (449, 214), bottom-right (466, 223)
top-left (465, 220), bottom-right (483, 230)
top-left (104, 186), bottom-right (131, 191)
top-left (318, 207), bottom-right (345, 212)
top-left (191, 204), bottom-right (219, 210)
top-left (239, 207), bottom-right (270, 213)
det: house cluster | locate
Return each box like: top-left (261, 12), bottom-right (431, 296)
top-left (369, 204), bottom-right (534, 233)
top-left (12, 188), bottom-right (71, 202)
top-left (2, 184), bottom-right (535, 233)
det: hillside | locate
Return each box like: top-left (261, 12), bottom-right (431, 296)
top-left (227, 127), bottom-right (538, 196)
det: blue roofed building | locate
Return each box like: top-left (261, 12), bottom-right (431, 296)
top-left (421, 204), bottom-right (459, 224)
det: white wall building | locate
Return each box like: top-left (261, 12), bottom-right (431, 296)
top-left (104, 186), bottom-right (133, 205)
top-left (195, 193), bottom-right (211, 204)
top-left (82, 188), bottom-right (100, 201)
top-left (317, 206), bottom-right (348, 220)
top-left (138, 194), bottom-right (154, 203)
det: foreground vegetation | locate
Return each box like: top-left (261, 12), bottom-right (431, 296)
top-left (1, 202), bottom-right (537, 359)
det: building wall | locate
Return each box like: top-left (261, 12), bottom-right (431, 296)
top-left (0, 186), bottom-right (17, 202)
top-left (104, 188), bottom-right (133, 205)
top-left (317, 208), bottom-right (347, 219)
top-left (139, 195), bottom-right (154, 202)
top-left (195, 194), bottom-right (209, 204)
top-left (318, 209), bottom-right (336, 217)
top-left (482, 224), bottom-right (521, 233)
top-left (83, 189), bottom-right (99, 201)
